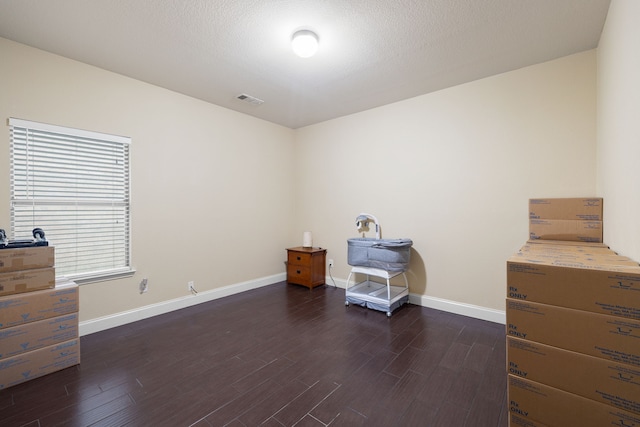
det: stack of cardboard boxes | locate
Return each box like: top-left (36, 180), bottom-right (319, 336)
top-left (528, 197), bottom-right (603, 243)
top-left (0, 246), bottom-right (80, 389)
top-left (506, 198), bottom-right (640, 426)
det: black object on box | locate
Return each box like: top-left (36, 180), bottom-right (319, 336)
top-left (0, 228), bottom-right (48, 249)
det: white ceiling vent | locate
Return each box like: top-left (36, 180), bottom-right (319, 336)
top-left (236, 93), bottom-right (264, 106)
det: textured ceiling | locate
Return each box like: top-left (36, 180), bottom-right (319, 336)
top-left (0, 0), bottom-right (611, 129)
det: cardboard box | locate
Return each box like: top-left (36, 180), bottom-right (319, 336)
top-left (525, 239), bottom-right (609, 248)
top-left (511, 256), bottom-right (639, 272)
top-left (507, 254), bottom-right (640, 320)
top-left (0, 246), bottom-right (54, 273)
top-left (510, 248), bottom-right (638, 267)
top-left (523, 239), bottom-right (610, 248)
top-left (505, 299), bottom-right (640, 367)
top-left (0, 267), bottom-right (55, 297)
top-left (0, 338), bottom-right (80, 390)
top-left (519, 241), bottom-right (616, 255)
top-left (509, 414), bottom-right (548, 427)
top-left (529, 219), bottom-right (603, 243)
top-left (507, 336), bottom-right (640, 414)
top-left (0, 282), bottom-right (78, 329)
top-left (0, 313), bottom-right (79, 360)
top-left (508, 375), bottom-right (640, 427)
top-left (529, 198), bottom-right (603, 221)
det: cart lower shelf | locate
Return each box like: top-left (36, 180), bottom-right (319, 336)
top-left (344, 266), bottom-right (409, 317)
top-left (345, 281), bottom-right (409, 316)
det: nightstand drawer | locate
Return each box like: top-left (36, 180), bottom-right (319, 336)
top-left (287, 251), bottom-right (311, 266)
top-left (287, 264), bottom-right (311, 284)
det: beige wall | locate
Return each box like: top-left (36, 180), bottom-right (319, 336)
top-left (295, 50), bottom-right (598, 313)
top-left (1, 36), bottom-right (600, 326)
top-left (0, 38), bottom-right (297, 323)
top-left (597, 0), bottom-right (640, 261)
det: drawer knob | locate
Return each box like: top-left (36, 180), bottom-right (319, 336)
top-left (296, 270), bottom-right (301, 274)
top-left (296, 256), bottom-right (301, 261)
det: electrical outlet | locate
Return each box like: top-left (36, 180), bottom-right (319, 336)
top-left (139, 278), bottom-right (148, 294)
top-left (328, 259), bottom-right (334, 268)
top-left (187, 281), bottom-right (194, 292)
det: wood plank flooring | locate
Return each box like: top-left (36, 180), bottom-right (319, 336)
top-left (0, 282), bottom-right (508, 426)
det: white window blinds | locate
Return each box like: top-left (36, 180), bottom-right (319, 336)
top-left (9, 118), bottom-right (132, 283)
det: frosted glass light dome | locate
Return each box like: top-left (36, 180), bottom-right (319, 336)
top-left (291, 30), bottom-right (319, 58)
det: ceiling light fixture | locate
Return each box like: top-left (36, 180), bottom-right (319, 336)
top-left (291, 29), bottom-right (319, 58)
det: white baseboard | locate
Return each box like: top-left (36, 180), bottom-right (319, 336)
top-left (408, 294), bottom-right (505, 324)
top-left (79, 273), bottom-right (286, 336)
top-left (80, 272), bottom-right (505, 336)
top-left (330, 274), bottom-right (505, 324)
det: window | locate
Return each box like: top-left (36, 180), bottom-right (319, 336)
top-left (9, 118), bottom-right (132, 284)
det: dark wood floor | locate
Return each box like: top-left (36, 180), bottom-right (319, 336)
top-left (0, 282), bottom-right (508, 427)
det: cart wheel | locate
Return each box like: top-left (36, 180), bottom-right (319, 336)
top-left (33, 228), bottom-right (45, 240)
top-left (345, 301), bottom-right (349, 306)
top-left (386, 311), bottom-right (392, 318)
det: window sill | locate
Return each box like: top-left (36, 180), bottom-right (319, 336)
top-left (64, 268), bottom-right (137, 285)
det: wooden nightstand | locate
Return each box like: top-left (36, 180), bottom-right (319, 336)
top-left (286, 247), bottom-right (326, 289)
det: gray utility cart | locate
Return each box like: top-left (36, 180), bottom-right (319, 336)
top-left (345, 214), bottom-right (412, 317)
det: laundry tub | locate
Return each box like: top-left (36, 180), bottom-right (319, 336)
top-left (347, 238), bottom-right (413, 272)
